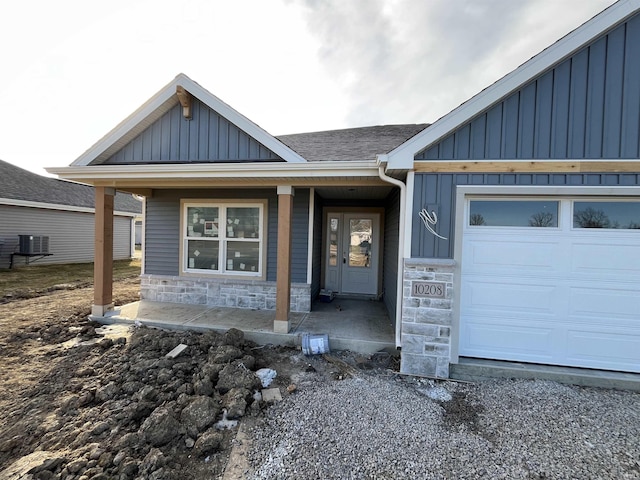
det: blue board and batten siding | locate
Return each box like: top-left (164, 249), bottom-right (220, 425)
top-left (412, 173), bottom-right (640, 258)
top-left (102, 99), bottom-right (282, 164)
top-left (411, 13), bottom-right (640, 259)
top-left (416, 14), bottom-right (640, 160)
top-left (144, 189), bottom-right (310, 283)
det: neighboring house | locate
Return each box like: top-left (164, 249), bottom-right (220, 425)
top-left (0, 160), bottom-right (142, 269)
top-left (51, 0), bottom-right (639, 379)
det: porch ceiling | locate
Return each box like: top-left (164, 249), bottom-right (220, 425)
top-left (315, 185), bottom-right (393, 200)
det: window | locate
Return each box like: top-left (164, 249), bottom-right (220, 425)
top-left (573, 201), bottom-right (640, 229)
top-left (469, 200), bottom-right (559, 227)
top-left (182, 201), bottom-right (264, 276)
top-left (348, 218), bottom-right (372, 268)
top-left (329, 217), bottom-right (339, 267)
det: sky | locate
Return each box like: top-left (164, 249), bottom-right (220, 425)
top-left (0, 0), bottom-right (617, 176)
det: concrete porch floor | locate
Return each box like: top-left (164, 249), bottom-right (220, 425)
top-left (95, 297), bottom-right (396, 354)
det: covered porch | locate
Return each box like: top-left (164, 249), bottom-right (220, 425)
top-left (95, 296), bottom-right (396, 354)
top-left (47, 75), bottom-right (425, 355)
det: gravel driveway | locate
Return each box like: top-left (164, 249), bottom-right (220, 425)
top-left (246, 367), bottom-right (639, 479)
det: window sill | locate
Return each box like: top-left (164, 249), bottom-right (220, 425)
top-left (180, 270), bottom-right (266, 282)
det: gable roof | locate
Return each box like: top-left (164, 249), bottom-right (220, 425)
top-left (0, 160), bottom-right (141, 214)
top-left (48, 123), bottom-right (428, 188)
top-left (277, 124), bottom-right (428, 161)
top-left (384, 0), bottom-right (640, 169)
top-left (72, 73), bottom-right (306, 166)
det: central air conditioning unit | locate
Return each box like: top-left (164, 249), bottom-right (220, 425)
top-left (18, 235), bottom-right (50, 255)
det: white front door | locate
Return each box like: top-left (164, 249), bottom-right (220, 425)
top-left (324, 212), bottom-right (380, 295)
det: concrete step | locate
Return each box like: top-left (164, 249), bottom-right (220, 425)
top-left (450, 358), bottom-right (640, 391)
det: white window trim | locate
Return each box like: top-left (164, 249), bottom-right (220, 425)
top-left (180, 199), bottom-right (268, 280)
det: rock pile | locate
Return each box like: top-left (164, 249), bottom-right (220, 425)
top-left (2, 325), bottom-right (272, 479)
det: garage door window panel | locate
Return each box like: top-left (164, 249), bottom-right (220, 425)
top-left (469, 200), bottom-right (559, 227)
top-left (573, 201), bottom-right (640, 229)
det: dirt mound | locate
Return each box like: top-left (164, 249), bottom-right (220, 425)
top-left (0, 280), bottom-right (399, 479)
top-left (0, 321), bottom-right (304, 479)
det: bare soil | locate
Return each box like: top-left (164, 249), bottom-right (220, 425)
top-left (3, 277), bottom-right (635, 479)
top-left (0, 278), bottom-right (384, 479)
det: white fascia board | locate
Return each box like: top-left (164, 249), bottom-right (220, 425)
top-left (72, 77), bottom-right (178, 166)
top-left (413, 158), bottom-right (640, 166)
top-left (72, 73), bottom-right (306, 167)
top-left (387, 0), bottom-right (640, 170)
top-left (48, 161), bottom-right (380, 181)
top-left (0, 197), bottom-right (138, 217)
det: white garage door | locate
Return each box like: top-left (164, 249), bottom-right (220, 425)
top-left (460, 197), bottom-right (640, 373)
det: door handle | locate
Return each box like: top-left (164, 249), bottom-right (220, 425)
top-left (343, 257), bottom-right (346, 264)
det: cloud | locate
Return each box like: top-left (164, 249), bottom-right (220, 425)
top-left (291, 0), bottom-right (616, 126)
top-left (0, 0), bottom-right (617, 175)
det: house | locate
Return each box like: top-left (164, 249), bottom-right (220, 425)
top-left (50, 0), bottom-right (639, 379)
top-left (0, 159), bottom-right (142, 269)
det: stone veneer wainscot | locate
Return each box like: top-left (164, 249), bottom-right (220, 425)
top-left (140, 275), bottom-right (311, 312)
top-left (400, 258), bottom-right (455, 378)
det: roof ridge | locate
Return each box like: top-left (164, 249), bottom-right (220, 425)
top-left (276, 123), bottom-right (430, 138)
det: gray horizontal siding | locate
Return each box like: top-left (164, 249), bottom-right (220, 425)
top-left (113, 217), bottom-right (133, 259)
top-left (412, 173), bottom-right (640, 259)
top-left (383, 188), bottom-right (400, 325)
top-left (266, 191), bottom-right (278, 280)
top-left (144, 189), bottom-right (309, 283)
top-left (417, 13), bottom-right (640, 160)
top-left (144, 195), bottom-right (180, 276)
top-left (311, 191), bottom-right (323, 299)
top-left (0, 205), bottom-right (133, 268)
top-left (290, 190), bottom-right (310, 284)
top-left (103, 99), bottom-right (283, 165)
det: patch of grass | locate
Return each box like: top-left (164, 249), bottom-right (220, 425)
top-left (0, 258), bottom-right (141, 298)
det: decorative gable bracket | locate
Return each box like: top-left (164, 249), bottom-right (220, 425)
top-left (176, 85), bottom-right (192, 120)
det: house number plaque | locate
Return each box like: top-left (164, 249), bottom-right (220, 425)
top-left (412, 281), bottom-right (445, 299)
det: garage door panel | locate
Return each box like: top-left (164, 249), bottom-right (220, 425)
top-left (571, 242), bottom-right (640, 277)
top-left (462, 322), bottom-right (554, 359)
top-left (460, 197), bottom-right (640, 374)
top-left (566, 330), bottom-right (640, 372)
top-left (463, 278), bottom-right (558, 315)
top-left (569, 285), bottom-right (640, 320)
top-left (464, 238), bottom-right (560, 274)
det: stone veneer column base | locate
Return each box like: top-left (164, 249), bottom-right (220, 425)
top-left (139, 275), bottom-right (312, 313)
top-left (400, 258), bottom-right (456, 378)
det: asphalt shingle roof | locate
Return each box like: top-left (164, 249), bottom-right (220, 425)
top-left (0, 159), bottom-right (142, 214)
top-left (276, 124), bottom-right (429, 161)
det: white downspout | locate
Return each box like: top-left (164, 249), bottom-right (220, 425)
top-left (376, 156), bottom-right (405, 348)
